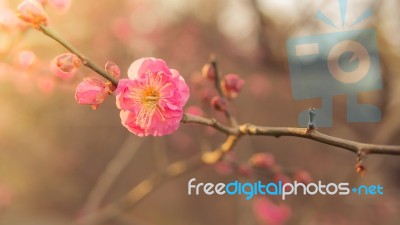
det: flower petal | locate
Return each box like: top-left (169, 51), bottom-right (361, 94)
top-left (128, 57), bottom-right (170, 79)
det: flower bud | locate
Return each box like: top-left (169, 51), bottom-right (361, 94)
top-left (53, 53), bottom-right (82, 73)
top-left (50, 60), bottom-right (74, 80)
top-left (221, 74), bottom-right (244, 99)
top-left (185, 105), bottom-right (204, 117)
top-left (293, 170), bottom-right (312, 184)
top-left (0, 8), bottom-right (25, 30)
top-left (48, 0), bottom-right (71, 13)
top-left (355, 162), bottom-right (366, 177)
top-left (16, 0), bottom-right (48, 27)
top-left (201, 63), bottom-right (215, 80)
top-left (249, 153), bottom-right (275, 169)
top-left (18, 50), bottom-right (36, 67)
top-left (75, 77), bottom-right (108, 109)
top-left (105, 61), bottom-right (120, 79)
top-left (238, 165), bottom-right (253, 178)
top-left (210, 96), bottom-right (228, 112)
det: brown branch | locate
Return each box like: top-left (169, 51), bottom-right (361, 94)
top-left (209, 55), bottom-right (238, 127)
top-left (75, 154), bottom-right (204, 225)
top-left (38, 25), bottom-right (118, 86)
top-left (182, 113), bottom-right (400, 156)
top-left (81, 137), bottom-right (144, 222)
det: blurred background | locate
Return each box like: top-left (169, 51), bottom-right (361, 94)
top-left (1, 0), bottom-right (400, 224)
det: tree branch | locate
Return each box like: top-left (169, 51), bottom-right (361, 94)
top-left (75, 154), bottom-right (204, 225)
top-left (181, 113), bottom-right (400, 156)
top-left (38, 25), bottom-right (118, 86)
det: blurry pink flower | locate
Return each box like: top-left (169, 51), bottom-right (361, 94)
top-left (273, 174), bottom-right (291, 192)
top-left (214, 161), bottom-right (233, 176)
top-left (293, 170), bottom-right (312, 184)
top-left (16, 0), bottom-right (48, 27)
top-left (211, 96), bottom-right (228, 112)
top-left (253, 197), bottom-right (291, 225)
top-left (249, 153), bottom-right (275, 169)
top-left (53, 53), bottom-right (82, 73)
top-left (115, 58), bottom-right (189, 137)
top-left (201, 63), bottom-right (215, 80)
top-left (50, 61), bottom-right (74, 80)
top-left (238, 164), bottom-right (254, 178)
top-left (185, 105), bottom-right (204, 117)
top-left (75, 77), bottom-right (109, 109)
top-left (36, 76), bottom-right (54, 94)
top-left (105, 61), bottom-right (120, 79)
top-left (18, 50), bottom-right (36, 67)
top-left (111, 18), bottom-right (133, 42)
top-left (0, 8), bottom-right (25, 30)
top-left (0, 185), bottom-right (13, 208)
top-left (222, 73), bottom-right (244, 99)
top-left (48, 0), bottom-right (71, 13)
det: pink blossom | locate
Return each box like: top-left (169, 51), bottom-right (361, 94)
top-left (222, 73), bottom-right (244, 99)
top-left (201, 63), bottom-right (215, 80)
top-left (293, 170), bottom-right (312, 184)
top-left (18, 50), bottom-right (36, 67)
top-left (214, 161), bottom-right (233, 176)
top-left (253, 197), bottom-right (291, 225)
top-left (185, 105), bottom-right (204, 117)
top-left (50, 60), bottom-right (74, 80)
top-left (0, 8), bottom-right (25, 30)
top-left (105, 61), bottom-right (120, 79)
top-left (249, 153), bottom-right (275, 169)
top-left (75, 77), bottom-right (109, 109)
top-left (48, 0), bottom-right (71, 13)
top-left (16, 0), bottom-right (48, 27)
top-left (53, 53), bottom-right (82, 73)
top-left (210, 96), bottom-right (228, 112)
top-left (0, 185), bottom-right (13, 208)
top-left (115, 58), bottom-right (189, 137)
top-left (36, 76), bottom-right (54, 94)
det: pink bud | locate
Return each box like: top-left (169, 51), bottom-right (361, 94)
top-left (238, 165), bottom-right (253, 178)
top-left (50, 60), bottom-right (74, 80)
top-left (253, 197), bottom-right (291, 225)
top-left (0, 185), bottom-right (13, 208)
top-left (48, 0), bottom-right (71, 13)
top-left (105, 61), bottom-right (120, 79)
top-left (214, 161), bottom-right (233, 176)
top-left (16, 0), bottom-right (48, 27)
top-left (75, 77), bottom-right (108, 109)
top-left (222, 73), bottom-right (244, 99)
top-left (18, 50), bottom-right (36, 67)
top-left (36, 76), bottom-right (54, 94)
top-left (185, 105), bottom-right (204, 117)
top-left (249, 153), bottom-right (275, 169)
top-left (210, 96), bottom-right (228, 112)
top-left (293, 170), bottom-right (312, 184)
top-left (201, 63), bottom-right (215, 80)
top-left (53, 53), bottom-right (82, 74)
top-left (273, 174), bottom-right (291, 191)
top-left (0, 8), bottom-right (25, 30)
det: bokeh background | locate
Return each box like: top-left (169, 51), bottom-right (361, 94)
top-left (1, 0), bottom-right (400, 224)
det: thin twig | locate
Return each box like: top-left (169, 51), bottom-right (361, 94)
top-left (209, 55), bottom-right (238, 127)
top-left (81, 137), bottom-right (144, 222)
top-left (182, 113), bottom-right (400, 156)
top-left (38, 25), bottom-right (118, 86)
top-left (75, 154), bottom-right (204, 225)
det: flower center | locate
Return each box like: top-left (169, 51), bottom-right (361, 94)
top-left (141, 87), bottom-right (160, 108)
